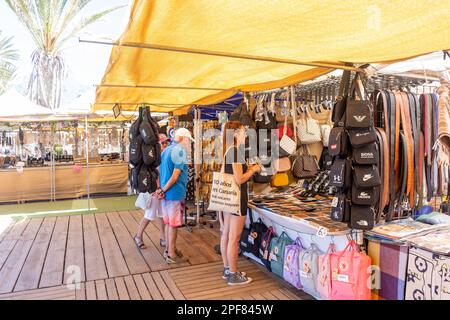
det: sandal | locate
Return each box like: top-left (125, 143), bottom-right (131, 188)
top-left (160, 239), bottom-right (167, 247)
top-left (134, 236), bottom-right (147, 249)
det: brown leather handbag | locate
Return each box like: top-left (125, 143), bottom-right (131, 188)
top-left (291, 146), bottom-right (319, 179)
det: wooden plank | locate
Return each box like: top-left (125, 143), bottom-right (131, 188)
top-left (2, 218), bottom-right (29, 240)
top-left (95, 280), bottom-right (108, 300)
top-left (270, 289), bottom-right (291, 300)
top-left (251, 293), bottom-right (266, 300)
top-left (95, 213), bottom-right (129, 278)
top-left (14, 217), bottom-right (56, 292)
top-left (85, 281), bottom-right (97, 300)
top-left (171, 264), bottom-right (255, 285)
top-left (184, 281), bottom-right (282, 300)
top-left (123, 275), bottom-right (141, 300)
top-left (0, 218), bottom-right (43, 294)
top-left (39, 216), bottom-right (69, 288)
top-left (261, 291), bottom-right (278, 300)
top-left (64, 215), bottom-right (85, 284)
top-left (241, 295), bottom-right (255, 300)
top-left (75, 283), bottom-right (86, 300)
top-left (107, 213), bottom-right (150, 275)
top-left (142, 273), bottom-right (163, 300)
top-left (132, 274), bottom-right (152, 300)
top-left (278, 288), bottom-right (302, 300)
top-left (0, 285), bottom-right (72, 300)
top-left (83, 215), bottom-right (108, 281)
top-left (151, 272), bottom-right (174, 300)
top-left (105, 278), bottom-right (119, 300)
top-left (168, 261), bottom-right (224, 277)
top-left (0, 219), bottom-right (30, 270)
top-left (114, 277), bottom-right (130, 300)
top-left (177, 274), bottom-right (277, 294)
top-left (118, 211), bottom-right (170, 271)
top-left (159, 270), bottom-right (185, 300)
top-left (177, 228), bottom-right (216, 264)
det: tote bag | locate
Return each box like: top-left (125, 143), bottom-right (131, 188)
top-left (207, 148), bottom-right (241, 215)
top-left (329, 240), bottom-right (372, 300)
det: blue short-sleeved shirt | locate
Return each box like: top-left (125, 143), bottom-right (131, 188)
top-left (159, 143), bottom-right (189, 201)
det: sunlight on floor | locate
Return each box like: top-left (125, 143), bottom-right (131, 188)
top-left (6, 208), bottom-right (98, 219)
top-left (0, 216), bottom-right (13, 237)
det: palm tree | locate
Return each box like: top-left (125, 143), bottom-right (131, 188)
top-left (4, 0), bottom-right (124, 109)
top-left (0, 30), bottom-right (19, 95)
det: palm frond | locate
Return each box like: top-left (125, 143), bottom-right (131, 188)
top-left (57, 5), bottom-right (125, 50)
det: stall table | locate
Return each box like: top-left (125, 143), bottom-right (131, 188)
top-left (0, 163), bottom-right (128, 203)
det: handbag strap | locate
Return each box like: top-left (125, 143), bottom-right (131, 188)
top-left (221, 146), bottom-right (236, 174)
top-left (291, 86), bottom-right (298, 145)
top-left (283, 88), bottom-right (290, 136)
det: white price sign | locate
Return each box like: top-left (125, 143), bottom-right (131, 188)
top-left (316, 227), bottom-right (328, 238)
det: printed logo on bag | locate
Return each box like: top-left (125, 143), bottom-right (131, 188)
top-left (339, 261), bottom-right (348, 272)
top-left (356, 132), bottom-right (370, 137)
top-left (358, 192), bottom-right (371, 199)
top-left (353, 115), bottom-right (367, 123)
top-left (362, 174), bottom-right (373, 182)
top-left (357, 220), bottom-right (369, 226)
top-left (361, 152), bottom-right (374, 159)
top-left (148, 150), bottom-right (154, 157)
top-left (330, 144), bottom-right (337, 150)
top-left (337, 274), bottom-right (350, 283)
top-left (143, 178), bottom-right (148, 186)
top-left (333, 175), bottom-right (342, 183)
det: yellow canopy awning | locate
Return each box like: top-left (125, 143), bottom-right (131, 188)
top-left (94, 0), bottom-right (450, 113)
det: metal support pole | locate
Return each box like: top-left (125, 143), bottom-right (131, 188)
top-left (85, 116), bottom-right (91, 212)
top-left (79, 38), bottom-right (363, 72)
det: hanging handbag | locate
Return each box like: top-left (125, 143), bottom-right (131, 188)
top-left (140, 109), bottom-right (157, 145)
top-left (321, 124), bottom-right (332, 147)
top-left (129, 135), bottom-right (143, 166)
top-left (271, 172), bottom-right (289, 187)
top-left (350, 205), bottom-right (375, 230)
top-left (329, 240), bottom-right (372, 300)
top-left (142, 143), bottom-right (156, 166)
top-left (292, 146), bottom-right (319, 179)
top-left (328, 127), bottom-right (348, 157)
top-left (330, 192), bottom-right (350, 222)
top-left (345, 75), bottom-right (373, 128)
top-left (269, 232), bottom-right (293, 278)
top-left (297, 110), bottom-right (322, 144)
top-left (274, 157), bottom-right (291, 173)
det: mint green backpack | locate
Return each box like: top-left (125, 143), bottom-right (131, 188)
top-left (269, 232), bottom-right (293, 278)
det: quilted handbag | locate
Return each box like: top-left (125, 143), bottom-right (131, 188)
top-left (317, 244), bottom-right (336, 300)
top-left (297, 112), bottom-right (322, 145)
top-left (283, 237), bottom-right (305, 289)
top-left (329, 240), bottom-right (372, 300)
top-left (298, 243), bottom-right (323, 298)
top-left (269, 232), bottom-right (293, 278)
top-left (292, 147), bottom-right (319, 179)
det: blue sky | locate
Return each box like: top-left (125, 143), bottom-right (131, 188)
top-left (0, 0), bottom-right (132, 104)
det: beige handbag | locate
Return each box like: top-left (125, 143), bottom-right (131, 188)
top-left (297, 110), bottom-right (322, 145)
top-left (274, 157), bottom-right (291, 173)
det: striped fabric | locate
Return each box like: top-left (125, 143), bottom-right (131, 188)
top-left (368, 240), bottom-right (409, 300)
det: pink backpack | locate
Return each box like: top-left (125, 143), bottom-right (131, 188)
top-left (316, 243), bottom-right (336, 300)
top-left (329, 240), bottom-right (372, 300)
top-left (283, 237), bottom-right (304, 289)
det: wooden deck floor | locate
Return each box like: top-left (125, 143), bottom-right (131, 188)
top-left (0, 210), bottom-right (309, 300)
